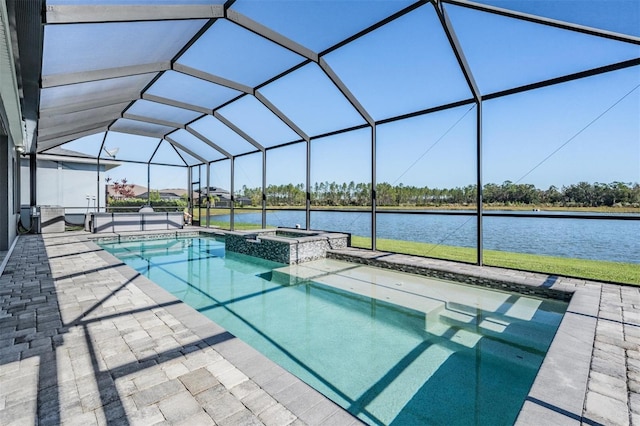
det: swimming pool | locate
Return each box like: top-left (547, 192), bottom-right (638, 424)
top-left (100, 236), bottom-right (567, 425)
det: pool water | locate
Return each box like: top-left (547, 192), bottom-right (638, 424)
top-left (100, 237), bottom-right (567, 426)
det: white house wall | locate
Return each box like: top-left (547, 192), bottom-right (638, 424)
top-left (20, 158), bottom-right (108, 215)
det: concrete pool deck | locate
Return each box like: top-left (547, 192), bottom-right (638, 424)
top-left (0, 230), bottom-right (638, 425)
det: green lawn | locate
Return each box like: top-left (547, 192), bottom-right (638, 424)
top-left (351, 236), bottom-right (640, 286)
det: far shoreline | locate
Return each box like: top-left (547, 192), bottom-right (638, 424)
top-left (209, 204), bottom-right (640, 214)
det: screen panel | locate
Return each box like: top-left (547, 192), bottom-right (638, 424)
top-left (110, 118), bottom-right (175, 138)
top-left (188, 115), bottom-right (258, 156)
top-left (208, 159), bottom-right (232, 229)
top-left (126, 100), bottom-right (202, 126)
top-left (266, 142), bottom-right (306, 209)
top-left (376, 105), bottom-right (478, 209)
top-left (151, 140), bottom-right (186, 166)
top-left (217, 96), bottom-right (300, 147)
top-left (100, 132), bottom-right (160, 163)
top-left (43, 132), bottom-right (105, 158)
top-left (310, 128), bottom-right (371, 207)
top-left (146, 71), bottom-right (241, 110)
top-left (234, 152), bottom-right (263, 209)
top-left (310, 210), bottom-right (372, 249)
top-left (258, 63), bottom-right (366, 137)
top-left (445, 3), bottom-right (640, 95)
top-left (482, 66), bottom-right (640, 269)
top-left (170, 129), bottom-right (226, 163)
top-left (468, 0), bottom-right (640, 37)
top-left (230, 0), bottom-right (415, 52)
top-left (177, 19), bottom-right (305, 88)
top-left (40, 73), bottom-right (155, 112)
top-left (323, 4), bottom-right (472, 121)
top-left (43, 20), bottom-right (207, 76)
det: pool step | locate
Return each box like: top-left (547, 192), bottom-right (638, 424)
top-left (311, 268), bottom-right (446, 318)
top-left (482, 318), bottom-right (554, 353)
top-left (274, 259), bottom-right (556, 354)
top-left (477, 335), bottom-right (544, 368)
top-left (437, 308), bottom-right (552, 353)
top-left (274, 259), bottom-right (448, 316)
top-left (438, 307), bottom-right (478, 327)
top-left (428, 317), bottom-right (545, 367)
top-left (426, 320), bottom-right (483, 348)
top-left (275, 260), bottom-right (458, 340)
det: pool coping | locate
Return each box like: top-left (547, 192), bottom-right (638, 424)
top-left (85, 228), bottom-right (634, 425)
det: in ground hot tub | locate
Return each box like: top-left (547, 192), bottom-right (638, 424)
top-left (224, 228), bottom-right (350, 264)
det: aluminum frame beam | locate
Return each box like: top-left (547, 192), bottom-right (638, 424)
top-left (230, 158), bottom-right (235, 229)
top-left (41, 62), bottom-right (171, 88)
top-left (173, 63), bottom-right (253, 94)
top-left (186, 126), bottom-right (233, 159)
top-left (310, 123), bottom-right (370, 141)
top-left (121, 113), bottom-right (184, 130)
top-left (165, 135), bottom-right (208, 165)
top-left (96, 133), bottom-right (106, 212)
top-left (438, 5), bottom-right (481, 99)
top-left (225, 9), bottom-right (318, 61)
top-left (262, 150), bottom-right (267, 228)
top-left (443, 0), bottom-right (640, 45)
top-left (206, 162), bottom-right (211, 228)
top-left (37, 125), bottom-right (110, 151)
top-left (318, 58), bottom-right (374, 126)
top-left (434, 1), bottom-right (484, 266)
top-left (45, 4), bottom-right (224, 24)
top-left (39, 94), bottom-right (140, 117)
top-left (165, 141), bottom-right (189, 167)
top-left (484, 58), bottom-right (640, 101)
top-left (222, 8), bottom-right (377, 135)
top-left (213, 111), bottom-right (265, 152)
top-left (39, 102), bottom-right (131, 129)
top-left (142, 93), bottom-right (212, 115)
top-left (370, 125), bottom-right (377, 250)
top-left (38, 119), bottom-right (114, 141)
top-left (254, 91), bottom-right (310, 142)
top-left (108, 126), bottom-right (170, 140)
top-left (319, 1), bottom-right (429, 57)
top-left (147, 139), bottom-right (164, 165)
top-left (375, 98), bottom-right (476, 126)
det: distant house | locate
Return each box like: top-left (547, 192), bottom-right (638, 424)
top-left (137, 191), bottom-right (182, 201)
top-left (163, 188), bottom-right (188, 198)
top-left (199, 187), bottom-right (251, 208)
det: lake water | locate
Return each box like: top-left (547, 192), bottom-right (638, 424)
top-left (209, 210), bottom-right (640, 264)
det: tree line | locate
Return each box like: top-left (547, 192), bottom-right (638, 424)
top-left (239, 181), bottom-right (640, 208)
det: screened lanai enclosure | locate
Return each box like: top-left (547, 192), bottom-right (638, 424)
top-left (17, 0), bottom-right (640, 279)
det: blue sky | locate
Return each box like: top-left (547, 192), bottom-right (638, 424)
top-left (64, 0), bottom-right (639, 192)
